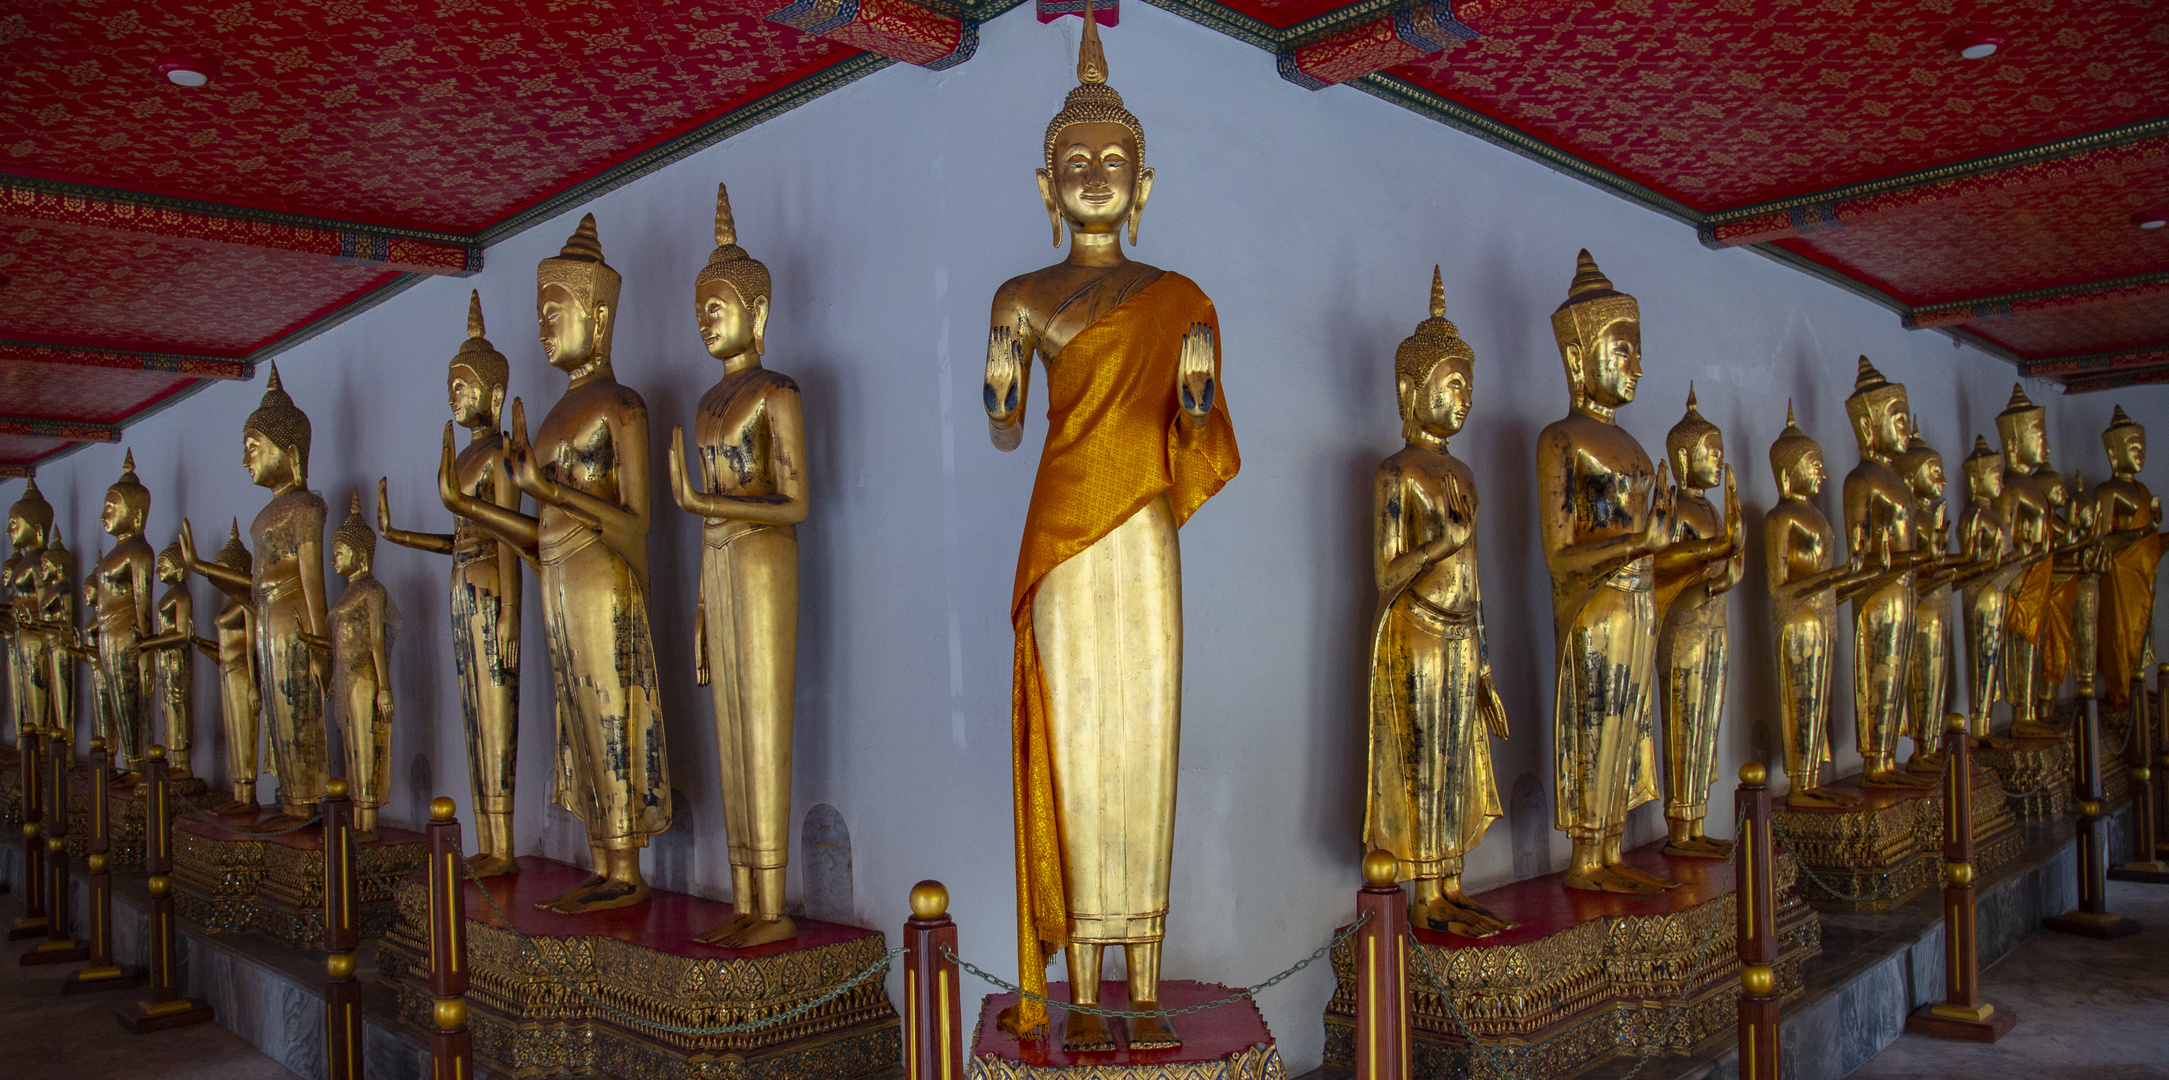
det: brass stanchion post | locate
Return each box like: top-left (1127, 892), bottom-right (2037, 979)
top-left (114, 745), bottom-right (211, 1031)
top-left (2111, 671), bottom-right (2169, 883)
top-left (2155, 662), bottom-right (2169, 861)
top-left (1735, 764), bottom-right (1779, 1080)
top-left (324, 778), bottom-right (363, 1080)
top-left (426, 797), bottom-right (473, 1080)
top-left (1908, 714), bottom-right (2017, 1040)
top-left (1354, 850), bottom-right (1411, 1080)
top-left (2044, 670), bottom-right (2141, 937)
top-left (9, 727), bottom-right (48, 940)
top-left (64, 737), bottom-right (135, 992)
top-left (902, 880), bottom-right (962, 1080)
top-left (25, 728), bottom-right (87, 964)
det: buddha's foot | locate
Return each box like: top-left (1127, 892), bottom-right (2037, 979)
top-left (693, 911), bottom-right (757, 945)
top-left (1125, 1009), bottom-right (1182, 1051)
top-left (1445, 892), bottom-right (1517, 930)
top-left (1061, 1009), bottom-right (1115, 1053)
top-left (1906, 752), bottom-right (1944, 774)
top-left (720, 915), bottom-right (798, 949)
top-left (355, 827), bottom-right (382, 844)
top-left (1975, 734), bottom-right (2014, 750)
top-left (535, 873), bottom-right (606, 911)
top-left (1606, 862), bottom-right (1683, 891)
top-left (1788, 787), bottom-right (1863, 809)
top-left (1423, 897), bottom-right (1510, 938)
top-left (2011, 721), bottom-right (2066, 739)
top-left (1662, 835), bottom-right (1732, 859)
top-left (1861, 768), bottom-right (1933, 788)
top-left (550, 877), bottom-right (650, 914)
top-left (465, 852), bottom-right (520, 878)
top-left (996, 1004), bottom-right (1047, 1041)
top-left (1566, 864), bottom-right (1664, 894)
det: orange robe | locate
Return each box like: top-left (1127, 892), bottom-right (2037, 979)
top-left (2040, 575), bottom-right (2078, 693)
top-left (1007, 272), bottom-right (1239, 1027)
top-left (2103, 533), bottom-right (2164, 711)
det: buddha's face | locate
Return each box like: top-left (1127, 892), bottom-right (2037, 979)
top-left (1686, 431), bottom-right (1724, 489)
top-left (1579, 321), bottom-right (1641, 408)
top-left (1787, 448), bottom-right (1826, 497)
top-left (1043, 122), bottom-right (1149, 235)
top-left (1967, 461), bottom-right (2004, 500)
top-left (2108, 429), bottom-right (2145, 475)
top-left (242, 430), bottom-right (293, 489)
top-left (157, 551), bottom-right (184, 584)
top-left (448, 367), bottom-right (492, 428)
top-left (332, 539), bottom-right (363, 579)
top-left (100, 491), bottom-right (138, 538)
top-left (538, 283), bottom-right (608, 371)
top-left (6, 510), bottom-right (37, 551)
top-left (1404, 359), bottom-right (1471, 439)
top-left (1910, 457), bottom-right (1946, 502)
top-left (2000, 413), bottom-right (2046, 470)
top-left (1872, 399), bottom-right (1911, 456)
top-left (696, 279), bottom-right (768, 361)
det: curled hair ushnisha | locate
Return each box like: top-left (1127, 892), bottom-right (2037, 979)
top-left (107, 448), bottom-right (150, 520)
top-left (158, 539), bottom-right (185, 573)
top-left (9, 476), bottom-right (53, 537)
top-left (695, 183), bottom-right (773, 313)
top-left (332, 490), bottom-right (376, 566)
top-left (450, 290), bottom-right (510, 398)
top-left (1768, 401), bottom-right (1821, 482)
top-left (1043, 2), bottom-right (1144, 171)
top-left (1666, 385), bottom-right (1722, 480)
top-left (216, 519), bottom-right (253, 576)
top-left (2103, 404), bottom-right (2144, 453)
top-left (1394, 265), bottom-right (1474, 390)
top-left (244, 362), bottom-right (313, 477)
top-left (1893, 421), bottom-right (1944, 497)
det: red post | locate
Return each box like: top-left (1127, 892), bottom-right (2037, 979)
top-left (2110, 671), bottom-right (2169, 883)
top-left (1735, 764), bottom-right (1779, 1080)
top-left (9, 728), bottom-right (48, 940)
top-left (1907, 714), bottom-right (2017, 1040)
top-left (24, 729), bottom-right (88, 964)
top-left (1353, 850), bottom-right (1411, 1080)
top-left (426, 797), bottom-right (474, 1080)
top-left (64, 738), bottom-right (135, 992)
top-left (902, 880), bottom-right (963, 1080)
top-left (323, 778), bottom-right (363, 1080)
top-left (2044, 671), bottom-right (2142, 937)
top-left (2156, 662), bottom-right (2169, 861)
top-left (114, 744), bottom-right (212, 1031)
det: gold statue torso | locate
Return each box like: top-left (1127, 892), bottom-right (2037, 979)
top-left (329, 573), bottom-right (396, 813)
top-left (91, 536), bottom-right (157, 769)
top-left (1905, 494), bottom-right (1952, 759)
top-left (213, 595), bottom-right (261, 805)
top-left (1842, 456), bottom-right (1917, 771)
top-left (252, 489), bottom-right (329, 809)
top-left (154, 582), bottom-right (196, 777)
top-left (6, 551), bottom-right (47, 735)
top-left (1768, 493), bottom-right (1840, 784)
top-left (34, 548), bottom-right (74, 744)
top-left (1656, 489), bottom-right (1736, 833)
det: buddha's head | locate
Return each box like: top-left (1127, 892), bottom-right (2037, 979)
top-left (242, 363), bottom-right (311, 491)
top-left (1038, 5), bottom-right (1151, 248)
top-left (1550, 250), bottom-right (1640, 414)
top-left (1994, 383), bottom-right (2047, 472)
top-left (216, 519), bottom-right (252, 578)
top-left (2070, 472), bottom-right (2097, 536)
top-left (1844, 357), bottom-right (1909, 460)
top-left (2104, 405), bottom-right (2145, 477)
top-left (1394, 267), bottom-right (1475, 443)
top-left (1894, 422), bottom-right (1945, 506)
top-left (449, 291), bottom-right (509, 430)
top-left (1769, 402), bottom-right (1824, 500)
top-left (695, 183), bottom-right (772, 362)
top-left (7, 477), bottom-right (52, 553)
top-left (156, 539), bottom-right (186, 585)
top-left (2041, 468), bottom-right (2069, 514)
top-left (103, 449), bottom-right (149, 540)
top-left (536, 214), bottom-right (621, 372)
top-left (1667, 386), bottom-right (1724, 490)
top-left (331, 490), bottom-right (375, 580)
top-left (1963, 436), bottom-right (2004, 501)
top-left (39, 529), bottom-right (69, 589)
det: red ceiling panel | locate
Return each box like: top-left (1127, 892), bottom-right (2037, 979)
top-left (0, 0), bottom-right (857, 233)
top-left (1961, 292), bottom-right (2169, 359)
top-left (0, 434), bottom-right (76, 463)
top-left (0, 219), bottom-right (400, 354)
top-left (1382, 0), bottom-right (2169, 210)
top-left (0, 360), bottom-right (195, 425)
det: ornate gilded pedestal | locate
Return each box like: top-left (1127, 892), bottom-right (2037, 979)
top-left (970, 981), bottom-right (1283, 1080)
top-left (377, 857), bottom-right (899, 1080)
top-left (1321, 841), bottom-right (1818, 1078)
top-left (0, 748), bottom-right (19, 831)
top-left (169, 809), bottom-right (426, 948)
top-left (1975, 733), bottom-right (2075, 820)
top-left (1771, 769), bottom-right (2020, 910)
top-left (62, 770), bottom-right (146, 868)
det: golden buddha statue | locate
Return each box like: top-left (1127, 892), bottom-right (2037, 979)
top-left (329, 492), bottom-right (398, 841)
top-left (1653, 388), bottom-right (1742, 857)
top-left (445, 213), bottom-right (671, 914)
top-left (35, 530), bottom-right (76, 748)
top-left (1765, 407), bottom-right (1869, 808)
top-left (1994, 385), bottom-right (2059, 737)
top-left (983, 7), bottom-right (1240, 1048)
top-left (2033, 468), bottom-right (2082, 722)
top-left (380, 290), bottom-right (526, 876)
top-left (181, 363), bottom-right (331, 827)
top-left (1894, 427), bottom-right (1954, 773)
top-left (141, 541), bottom-right (200, 786)
top-left (8, 482), bottom-right (55, 740)
top-left (1537, 251), bottom-right (1679, 892)
top-left (1366, 268), bottom-right (1510, 937)
top-left (1840, 358), bottom-right (1933, 788)
top-left (2065, 472), bottom-right (2105, 699)
top-left (2096, 407), bottom-right (2165, 712)
top-left (198, 522), bottom-right (262, 812)
top-left (666, 184), bottom-right (810, 947)
top-left (78, 453), bottom-right (159, 778)
top-left (1955, 438), bottom-right (2025, 743)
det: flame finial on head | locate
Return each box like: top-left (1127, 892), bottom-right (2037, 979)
top-left (2000, 382), bottom-right (2041, 417)
top-left (216, 518), bottom-right (251, 575)
top-left (8, 475), bottom-right (53, 538)
top-left (1429, 264), bottom-right (1445, 319)
top-left (1043, 0), bottom-right (1145, 170)
top-left (467, 290), bottom-right (486, 339)
top-left (1667, 382), bottom-right (1720, 480)
top-left (537, 213), bottom-right (622, 318)
top-left (332, 489), bottom-right (375, 566)
top-left (1077, 0), bottom-right (1106, 84)
top-left (452, 290), bottom-right (510, 399)
top-left (244, 361), bottom-right (312, 475)
top-left (1770, 399), bottom-right (1820, 481)
top-left (696, 182), bottom-right (772, 309)
top-left (1395, 264), bottom-right (1474, 395)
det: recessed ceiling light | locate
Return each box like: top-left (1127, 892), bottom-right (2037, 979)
top-left (2138, 212), bottom-right (2169, 230)
top-left (158, 60), bottom-right (211, 87)
top-left (1948, 32), bottom-right (2003, 59)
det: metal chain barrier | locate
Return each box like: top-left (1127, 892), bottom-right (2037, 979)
top-left (943, 912), bottom-right (1370, 1021)
top-left (1615, 812), bottom-right (1743, 1080)
top-left (1973, 763), bottom-right (2059, 802)
top-left (456, 855), bottom-right (901, 1036)
top-left (1409, 938), bottom-right (1508, 1080)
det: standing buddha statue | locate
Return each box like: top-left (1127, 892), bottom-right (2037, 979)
top-left (200, 523), bottom-right (262, 813)
top-left (181, 363), bottom-right (331, 828)
top-left (36, 530), bottom-right (76, 750)
top-left (2096, 407), bottom-right (2164, 712)
top-left (1995, 385), bottom-right (2059, 738)
top-left (1366, 268), bottom-right (1511, 937)
top-left (981, 6), bottom-right (1240, 1049)
top-left (380, 290), bottom-right (526, 876)
top-left (445, 213), bottom-right (671, 914)
top-left (6, 482), bottom-right (53, 742)
top-left (1537, 250), bottom-right (1679, 893)
top-left (667, 183), bottom-right (811, 947)
top-left (81, 453), bottom-right (158, 779)
top-left (1765, 407), bottom-right (1868, 808)
top-left (141, 541), bottom-right (200, 786)
top-left (1895, 426), bottom-right (1955, 773)
top-left (1840, 358), bottom-right (1932, 788)
top-left (1653, 388), bottom-right (1742, 858)
top-left (329, 492), bottom-right (398, 840)
top-left (1954, 438), bottom-right (2024, 743)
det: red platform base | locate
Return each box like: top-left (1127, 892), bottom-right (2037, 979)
top-left (971, 980), bottom-right (1283, 1079)
top-left (2041, 910), bottom-right (2142, 938)
top-left (113, 997), bottom-right (214, 1033)
top-left (1906, 1003), bottom-right (2017, 1042)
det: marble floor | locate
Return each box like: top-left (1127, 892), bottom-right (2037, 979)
top-left (0, 889), bottom-right (299, 1080)
top-left (1847, 880), bottom-right (2169, 1080)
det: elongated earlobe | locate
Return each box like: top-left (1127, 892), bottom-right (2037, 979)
top-left (1129, 168), bottom-right (1154, 246)
top-left (1037, 168), bottom-right (1062, 247)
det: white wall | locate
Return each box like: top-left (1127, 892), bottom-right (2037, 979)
top-left (8, 5), bottom-right (2167, 1069)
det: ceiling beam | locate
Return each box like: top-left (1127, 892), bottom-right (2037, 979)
top-left (2063, 366), bottom-right (2169, 394)
top-left (1904, 272), bottom-right (2169, 330)
top-left (0, 341), bottom-right (252, 381)
top-left (0, 177), bottom-right (481, 277)
top-left (0, 417), bottom-right (117, 443)
top-left (2018, 346), bottom-right (2169, 380)
top-left (0, 464), bottom-right (30, 479)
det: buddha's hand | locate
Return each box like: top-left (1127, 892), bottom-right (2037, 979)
top-left (1177, 321), bottom-right (1216, 423)
top-left (177, 518), bottom-right (198, 568)
top-left (377, 477), bottom-right (394, 534)
top-left (1642, 462), bottom-right (1673, 552)
top-left (377, 689), bottom-right (394, 719)
top-left (1721, 463), bottom-right (1743, 552)
top-left (983, 322), bottom-right (1025, 426)
top-left (437, 423), bottom-right (461, 506)
top-left (667, 424), bottom-right (697, 509)
top-left (505, 398), bottom-right (546, 498)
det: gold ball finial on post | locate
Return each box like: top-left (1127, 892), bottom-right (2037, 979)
top-left (327, 777), bottom-right (349, 799)
top-left (1362, 849), bottom-right (1399, 887)
top-left (1946, 712), bottom-right (1968, 733)
top-left (910, 880), bottom-right (949, 920)
top-left (431, 797), bottom-right (458, 821)
top-left (148, 745), bottom-right (166, 760)
top-left (89, 737), bottom-right (105, 753)
top-left (1738, 762), bottom-right (1766, 786)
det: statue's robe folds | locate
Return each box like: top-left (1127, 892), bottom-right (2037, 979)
top-left (450, 521), bottom-right (520, 820)
top-left (254, 490), bottom-right (330, 813)
top-left (1008, 273), bottom-right (1238, 1027)
top-left (1552, 560), bottom-right (1660, 838)
top-left (2039, 573), bottom-right (2079, 696)
top-left (1776, 592), bottom-right (1837, 784)
top-left (2005, 556), bottom-right (2054, 715)
top-left (2102, 533), bottom-right (2163, 711)
top-left (330, 577), bottom-right (398, 812)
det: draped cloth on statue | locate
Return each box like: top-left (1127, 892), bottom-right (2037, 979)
top-left (2040, 576), bottom-right (2078, 691)
top-left (2103, 533), bottom-right (2164, 710)
top-left (2008, 557), bottom-right (2054, 646)
top-left (1007, 272), bottom-right (1239, 1030)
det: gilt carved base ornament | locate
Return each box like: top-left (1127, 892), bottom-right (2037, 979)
top-left (1974, 732), bottom-right (2075, 820)
top-left (377, 857), bottom-right (899, 1080)
top-left (1770, 769), bottom-right (2019, 911)
top-left (969, 981), bottom-right (1284, 1080)
top-left (168, 809), bottom-right (426, 949)
top-left (1321, 841), bottom-right (1819, 1078)
top-left (62, 769), bottom-right (147, 866)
